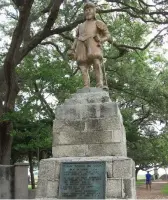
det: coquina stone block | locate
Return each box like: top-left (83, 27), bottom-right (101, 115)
top-left (87, 143), bottom-right (126, 156)
top-left (106, 161), bottom-right (113, 178)
top-left (53, 120), bottom-right (83, 133)
top-left (36, 157), bottom-right (136, 199)
top-left (113, 158), bottom-right (134, 178)
top-left (53, 130), bottom-right (114, 145)
top-left (52, 143), bottom-right (127, 157)
top-left (52, 88), bottom-right (127, 157)
top-left (37, 88), bottom-right (136, 199)
top-left (38, 160), bottom-right (56, 181)
top-left (47, 181), bottom-right (59, 198)
top-left (0, 165), bottom-right (14, 199)
top-left (36, 179), bottom-right (47, 198)
top-left (106, 178), bottom-right (122, 198)
top-left (52, 145), bottom-right (88, 157)
top-left (122, 178), bottom-right (136, 199)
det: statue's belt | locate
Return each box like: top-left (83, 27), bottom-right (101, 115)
top-left (78, 34), bottom-right (98, 42)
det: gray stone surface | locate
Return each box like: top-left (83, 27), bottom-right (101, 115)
top-left (38, 159), bottom-right (61, 181)
top-left (106, 178), bottom-right (122, 198)
top-left (52, 145), bottom-right (88, 157)
top-left (106, 161), bottom-right (113, 178)
top-left (39, 156), bottom-right (123, 162)
top-left (55, 103), bottom-right (123, 121)
top-left (14, 163), bottom-right (29, 199)
top-left (47, 181), bottom-right (59, 198)
top-left (36, 157), bottom-right (136, 199)
top-left (85, 118), bottom-right (122, 131)
top-left (77, 87), bottom-right (104, 93)
top-left (52, 143), bottom-right (127, 157)
top-left (113, 158), bottom-right (134, 178)
top-left (112, 129), bottom-right (122, 142)
top-left (55, 163), bottom-right (61, 179)
top-left (36, 179), bottom-right (47, 198)
top-left (37, 89), bottom-right (136, 199)
top-left (53, 89), bottom-right (127, 157)
top-left (0, 165), bottom-right (14, 199)
top-left (28, 189), bottom-right (36, 199)
top-left (122, 178), bottom-right (136, 199)
top-left (53, 119), bottom-right (84, 133)
top-left (53, 118), bottom-right (123, 133)
top-left (87, 143), bottom-right (126, 156)
top-left (0, 164), bottom-right (29, 199)
top-left (53, 130), bottom-right (119, 145)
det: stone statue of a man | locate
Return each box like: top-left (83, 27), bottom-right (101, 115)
top-left (68, 2), bottom-right (111, 88)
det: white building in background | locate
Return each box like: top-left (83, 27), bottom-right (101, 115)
top-left (138, 168), bottom-right (168, 179)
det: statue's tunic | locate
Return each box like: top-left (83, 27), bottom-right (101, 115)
top-left (75, 20), bottom-right (109, 64)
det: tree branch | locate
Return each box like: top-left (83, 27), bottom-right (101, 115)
top-left (3, 0), bottom-right (34, 111)
top-left (41, 41), bottom-right (66, 60)
top-left (33, 81), bottom-right (55, 119)
top-left (17, 17), bottom-right (84, 65)
top-left (0, 3), bottom-right (11, 9)
top-left (17, 0), bottom-right (65, 61)
top-left (71, 67), bottom-right (79, 77)
top-left (59, 33), bottom-right (74, 42)
top-left (113, 27), bottom-right (167, 51)
top-left (104, 0), bottom-right (168, 24)
top-left (43, 0), bottom-right (64, 32)
top-left (50, 17), bottom-right (84, 35)
top-left (133, 110), bottom-right (151, 125)
top-left (41, 0), bottom-right (54, 14)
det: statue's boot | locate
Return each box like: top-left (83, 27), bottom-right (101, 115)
top-left (94, 62), bottom-right (103, 88)
top-left (80, 65), bottom-right (90, 87)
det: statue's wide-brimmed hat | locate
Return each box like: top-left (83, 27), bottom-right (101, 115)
top-left (84, 2), bottom-right (96, 10)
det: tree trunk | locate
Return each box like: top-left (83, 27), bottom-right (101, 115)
top-left (28, 151), bottom-right (35, 189)
top-left (135, 167), bottom-right (140, 181)
top-left (164, 167), bottom-right (168, 180)
top-left (0, 0), bottom-right (64, 164)
top-left (0, 80), bottom-right (19, 164)
top-left (0, 120), bottom-right (14, 164)
top-left (0, 0), bottom-right (34, 164)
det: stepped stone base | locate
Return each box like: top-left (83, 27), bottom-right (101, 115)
top-left (36, 88), bottom-right (136, 199)
top-left (52, 88), bottom-right (127, 157)
top-left (36, 157), bottom-right (136, 199)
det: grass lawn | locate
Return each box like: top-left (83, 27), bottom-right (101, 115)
top-left (28, 185), bottom-right (37, 190)
top-left (28, 185), bottom-right (32, 190)
top-left (161, 184), bottom-right (168, 195)
top-left (136, 179), bottom-right (145, 186)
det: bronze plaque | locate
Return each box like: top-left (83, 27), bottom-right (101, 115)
top-left (59, 161), bottom-right (106, 199)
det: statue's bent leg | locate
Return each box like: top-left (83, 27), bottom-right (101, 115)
top-left (93, 59), bottom-right (103, 88)
top-left (79, 64), bottom-right (90, 88)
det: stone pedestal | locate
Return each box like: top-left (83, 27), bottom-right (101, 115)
top-left (0, 163), bottom-right (28, 199)
top-left (36, 88), bottom-right (136, 199)
top-left (0, 165), bottom-right (14, 199)
top-left (14, 163), bottom-right (29, 199)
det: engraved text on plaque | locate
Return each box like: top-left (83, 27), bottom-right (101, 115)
top-left (59, 161), bottom-right (106, 199)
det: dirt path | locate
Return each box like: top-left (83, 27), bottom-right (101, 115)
top-left (137, 180), bottom-right (168, 199)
